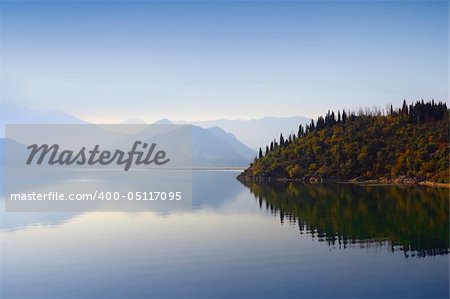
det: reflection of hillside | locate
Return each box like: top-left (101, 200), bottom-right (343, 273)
top-left (0, 171), bottom-right (242, 231)
top-left (241, 181), bottom-right (449, 258)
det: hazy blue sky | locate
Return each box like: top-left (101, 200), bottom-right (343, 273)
top-left (1, 0), bottom-right (448, 123)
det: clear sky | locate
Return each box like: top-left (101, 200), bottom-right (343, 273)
top-left (0, 0), bottom-right (448, 123)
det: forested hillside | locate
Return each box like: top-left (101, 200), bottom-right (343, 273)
top-left (239, 100), bottom-right (449, 183)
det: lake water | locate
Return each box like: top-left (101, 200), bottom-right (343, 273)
top-left (1, 170), bottom-right (449, 298)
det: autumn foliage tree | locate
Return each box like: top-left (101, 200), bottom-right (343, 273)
top-left (242, 100), bottom-right (449, 183)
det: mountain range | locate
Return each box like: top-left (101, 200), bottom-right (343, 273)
top-left (2, 105), bottom-right (312, 167)
top-left (1, 106), bottom-right (259, 167)
top-left (177, 116), bottom-right (311, 149)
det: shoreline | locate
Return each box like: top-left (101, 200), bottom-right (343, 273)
top-left (237, 174), bottom-right (450, 189)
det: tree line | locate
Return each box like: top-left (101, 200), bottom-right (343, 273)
top-left (258, 100), bottom-right (448, 159)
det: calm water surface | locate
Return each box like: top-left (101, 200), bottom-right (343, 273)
top-left (1, 171), bottom-right (448, 298)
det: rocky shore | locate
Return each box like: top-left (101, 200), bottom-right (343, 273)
top-left (237, 173), bottom-right (450, 188)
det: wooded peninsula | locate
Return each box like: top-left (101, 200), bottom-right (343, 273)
top-left (238, 100), bottom-right (449, 186)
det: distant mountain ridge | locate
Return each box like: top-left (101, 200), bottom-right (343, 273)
top-left (120, 115), bottom-right (313, 150)
top-left (131, 123), bottom-right (255, 166)
top-left (190, 126), bottom-right (254, 167)
top-left (0, 125), bottom-right (255, 168)
top-left (165, 115), bottom-right (311, 149)
top-left (205, 126), bottom-right (255, 161)
top-left (2, 105), bottom-right (286, 166)
top-left (0, 107), bottom-right (256, 167)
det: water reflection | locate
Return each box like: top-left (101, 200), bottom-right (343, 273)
top-left (0, 170), bottom-right (243, 231)
top-left (241, 181), bottom-right (449, 257)
top-left (1, 172), bottom-right (449, 298)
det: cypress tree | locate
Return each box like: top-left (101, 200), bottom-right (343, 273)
top-left (401, 99), bottom-right (408, 115)
top-left (279, 134), bottom-right (285, 147)
top-left (342, 110), bottom-right (347, 123)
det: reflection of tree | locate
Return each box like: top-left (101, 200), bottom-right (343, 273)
top-left (242, 181), bottom-right (449, 258)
